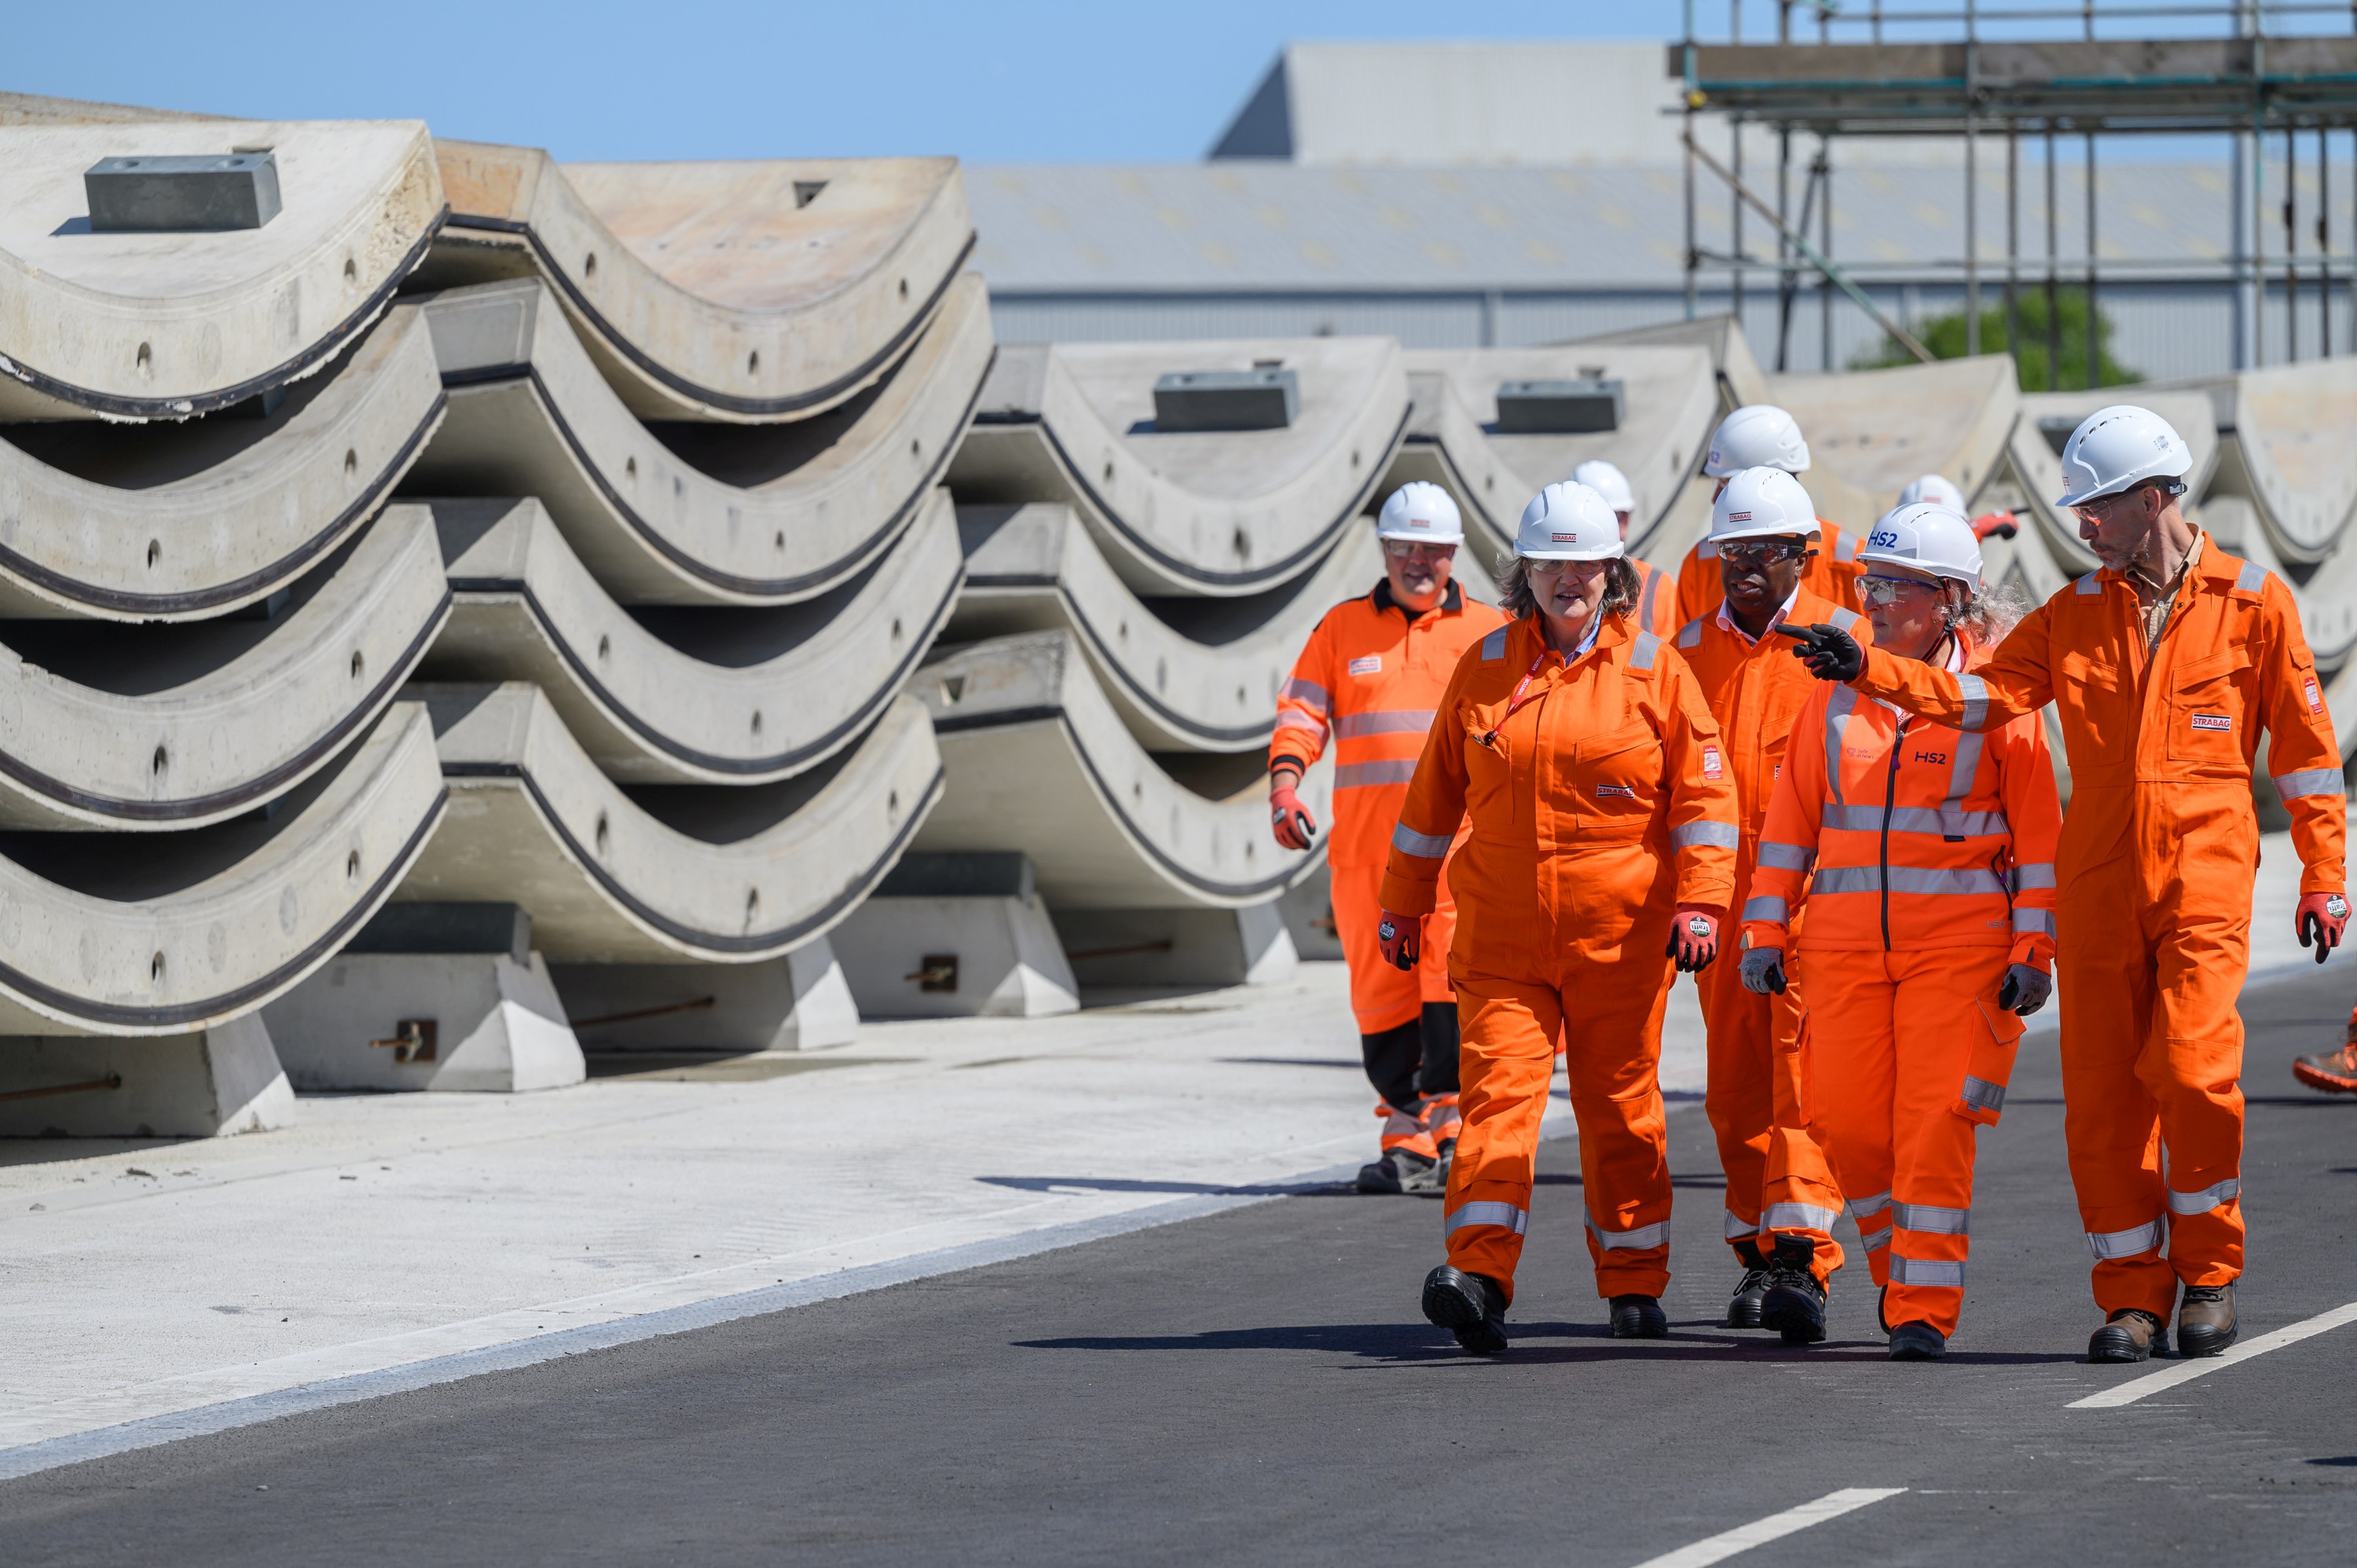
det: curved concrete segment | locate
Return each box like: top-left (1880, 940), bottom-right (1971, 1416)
top-left (911, 630), bottom-right (1329, 908)
top-left (1766, 355), bottom-right (2019, 532)
top-left (396, 684), bottom-right (943, 962)
top-left (408, 273), bottom-right (991, 604)
top-left (421, 489), bottom-right (961, 784)
top-left (0, 305), bottom-right (444, 620)
top-left (947, 338), bottom-right (1409, 598)
top-left (2165, 361), bottom-right (2357, 565)
top-left (0, 119), bottom-right (444, 421)
top-left (0, 503), bottom-right (446, 830)
top-left (952, 501), bottom-right (1382, 753)
top-left (0, 702), bottom-right (445, 1035)
top-left (1385, 344), bottom-right (1718, 564)
top-left (424, 141), bottom-right (974, 424)
top-left (1574, 314), bottom-right (1771, 410)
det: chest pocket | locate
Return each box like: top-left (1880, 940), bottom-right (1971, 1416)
top-left (1461, 701), bottom-right (1523, 826)
top-left (2167, 646), bottom-right (2254, 773)
top-left (1568, 718), bottom-right (1661, 836)
top-left (2058, 650), bottom-right (2131, 764)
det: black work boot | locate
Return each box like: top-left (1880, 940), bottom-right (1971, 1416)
top-left (2177, 1283), bottom-right (2239, 1357)
top-left (1610, 1295), bottom-right (1669, 1339)
top-left (1357, 1146), bottom-right (1441, 1196)
top-left (1888, 1322), bottom-right (1947, 1361)
top-left (1725, 1238), bottom-right (1771, 1330)
top-left (1422, 1265), bottom-right (1508, 1356)
top-left (1758, 1234), bottom-right (1828, 1345)
top-left (2088, 1308), bottom-right (2169, 1363)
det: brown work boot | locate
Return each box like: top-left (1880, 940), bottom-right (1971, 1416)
top-left (2177, 1283), bottom-right (2239, 1357)
top-left (2293, 1039), bottom-right (2357, 1094)
top-left (2088, 1308), bottom-right (2168, 1363)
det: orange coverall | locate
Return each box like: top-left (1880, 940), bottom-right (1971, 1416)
top-left (1839, 533), bottom-right (2346, 1319)
top-left (1745, 639), bottom-right (2062, 1335)
top-left (1275, 580), bottom-right (1507, 1151)
top-left (1675, 587), bottom-right (1868, 1282)
top-left (1673, 521), bottom-right (1865, 631)
top-left (1631, 558), bottom-right (1678, 636)
top-left (1380, 613), bottom-right (1739, 1302)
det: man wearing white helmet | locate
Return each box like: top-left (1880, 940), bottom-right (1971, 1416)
top-left (1670, 405), bottom-right (1866, 629)
top-left (1784, 405), bottom-right (2348, 1364)
top-left (1270, 482), bottom-right (1507, 1195)
top-left (1571, 459), bottom-right (1677, 633)
top-left (1670, 466), bottom-right (1870, 1341)
top-left (1741, 504), bottom-right (2062, 1361)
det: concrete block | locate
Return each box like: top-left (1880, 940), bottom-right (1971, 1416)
top-left (550, 937), bottom-right (860, 1053)
top-left (1153, 367), bottom-right (1297, 430)
top-left (86, 151), bottom-right (280, 231)
top-left (1494, 377), bottom-right (1625, 434)
top-left (1276, 863), bottom-right (1344, 962)
top-left (0, 1015), bottom-right (294, 1138)
top-left (1050, 903), bottom-right (1298, 990)
top-left (260, 951), bottom-right (585, 1093)
top-left (833, 864), bottom-right (1079, 1018)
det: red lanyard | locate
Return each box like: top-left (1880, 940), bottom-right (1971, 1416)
top-left (1480, 653), bottom-right (1553, 749)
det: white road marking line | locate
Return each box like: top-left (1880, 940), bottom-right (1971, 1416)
top-left (1629, 1487), bottom-right (1907, 1568)
top-left (2067, 1299), bottom-right (2357, 1409)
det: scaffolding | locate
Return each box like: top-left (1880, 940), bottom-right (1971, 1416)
top-left (1675, 2), bottom-right (2357, 378)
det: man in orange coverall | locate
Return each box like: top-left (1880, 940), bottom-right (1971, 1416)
top-left (1672, 465), bottom-right (1868, 1342)
top-left (1376, 480), bottom-right (1739, 1354)
top-left (1270, 482), bottom-right (1506, 1195)
top-left (1743, 503), bottom-right (2062, 1361)
top-left (1670, 405), bottom-right (1865, 629)
top-left (1783, 405), bottom-right (2348, 1362)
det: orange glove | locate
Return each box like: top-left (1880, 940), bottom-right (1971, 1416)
top-left (2297, 892), bottom-right (2349, 964)
top-left (1270, 778), bottom-right (1317, 851)
top-left (1970, 509), bottom-right (2018, 541)
top-left (1378, 910), bottom-right (1420, 971)
top-left (1667, 905), bottom-right (1721, 973)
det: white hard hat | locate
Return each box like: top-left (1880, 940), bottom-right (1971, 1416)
top-left (1704, 405), bottom-right (1811, 478)
top-left (2056, 405), bottom-right (2194, 508)
top-left (1569, 460), bottom-right (1635, 515)
top-left (1710, 467), bottom-right (1819, 544)
top-left (1860, 503), bottom-right (1983, 589)
top-left (1376, 481), bottom-right (1466, 544)
top-left (1516, 482), bottom-right (1624, 561)
top-left (1897, 474), bottom-right (1967, 513)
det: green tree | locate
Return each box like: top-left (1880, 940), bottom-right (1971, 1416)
top-left (1850, 287), bottom-right (2140, 390)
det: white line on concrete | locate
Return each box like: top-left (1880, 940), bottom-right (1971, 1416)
top-left (2066, 1299), bottom-right (2357, 1409)
top-left (1629, 1488), bottom-right (1908, 1568)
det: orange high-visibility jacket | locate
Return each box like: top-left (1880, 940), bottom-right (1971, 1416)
top-left (1273, 580), bottom-right (1508, 867)
top-left (1841, 533), bottom-right (2347, 906)
top-left (1673, 589), bottom-right (1872, 848)
top-left (1673, 520), bottom-right (1865, 632)
top-left (1631, 558), bottom-right (1678, 636)
top-left (1380, 614), bottom-right (1740, 969)
top-left (1743, 637), bottom-right (2063, 966)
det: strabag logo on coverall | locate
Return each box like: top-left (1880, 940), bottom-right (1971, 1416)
top-left (1349, 655), bottom-right (1382, 676)
top-left (2191, 713), bottom-right (2233, 733)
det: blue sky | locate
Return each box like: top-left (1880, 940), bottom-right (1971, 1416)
top-left (13, 1), bottom-right (1690, 163)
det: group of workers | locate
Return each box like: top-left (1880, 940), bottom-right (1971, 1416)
top-left (1271, 400), bottom-right (2348, 1364)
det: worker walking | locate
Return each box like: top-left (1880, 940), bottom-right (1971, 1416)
top-left (1673, 467), bottom-right (1866, 1342)
top-left (1783, 405), bottom-right (2348, 1362)
top-left (1742, 503), bottom-right (2062, 1361)
top-left (1671, 405), bottom-right (1865, 629)
top-left (1378, 481), bottom-right (1739, 1354)
top-left (1271, 482), bottom-right (1507, 1195)
top-left (1571, 459), bottom-right (1677, 633)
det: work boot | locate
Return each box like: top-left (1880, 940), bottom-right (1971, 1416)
top-left (1758, 1234), bottom-right (1828, 1345)
top-left (1357, 1147), bottom-right (1441, 1195)
top-left (1876, 1284), bottom-right (1890, 1334)
top-left (2087, 1308), bottom-right (2168, 1363)
top-left (1610, 1295), bottom-right (1669, 1339)
top-left (1725, 1238), bottom-right (1770, 1329)
top-left (1888, 1322), bottom-right (1947, 1361)
top-left (1422, 1265), bottom-right (1508, 1356)
top-left (2177, 1283), bottom-right (2239, 1357)
top-left (2292, 1038), bottom-right (2357, 1094)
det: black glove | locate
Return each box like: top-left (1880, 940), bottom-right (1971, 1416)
top-left (1775, 622), bottom-right (1864, 682)
top-left (1997, 962), bottom-right (2052, 1017)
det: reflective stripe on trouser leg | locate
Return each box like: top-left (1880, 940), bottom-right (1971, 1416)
top-left (1442, 970), bottom-right (1567, 1306)
top-left (1698, 931), bottom-right (1791, 1258)
top-left (1760, 952), bottom-right (1847, 1281)
top-left (1557, 949), bottom-right (1677, 1300)
top-left (1887, 1254), bottom-right (1965, 1288)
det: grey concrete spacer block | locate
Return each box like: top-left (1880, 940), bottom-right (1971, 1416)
top-left (1050, 903), bottom-right (1299, 990)
top-left (348, 902), bottom-right (532, 965)
top-left (260, 952), bottom-right (585, 1093)
top-left (1494, 377), bottom-right (1625, 434)
top-left (85, 152), bottom-right (282, 231)
top-left (548, 937), bottom-right (860, 1053)
top-left (0, 1016), bottom-right (295, 1139)
top-left (833, 893), bottom-right (1079, 1019)
top-left (1153, 368), bottom-right (1299, 430)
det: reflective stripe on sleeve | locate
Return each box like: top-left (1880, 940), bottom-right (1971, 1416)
top-left (1893, 1202), bottom-right (1970, 1235)
top-left (2076, 573), bottom-right (2102, 595)
top-left (1835, 533), bottom-right (1860, 562)
top-left (1480, 628), bottom-right (1508, 661)
top-left (1823, 686), bottom-right (1861, 806)
top-left (2014, 907), bottom-right (2056, 936)
top-left (1446, 1200), bottom-right (1529, 1236)
top-left (1273, 712), bottom-right (1325, 736)
top-left (1959, 1075), bottom-right (2006, 1113)
top-left (1831, 606), bottom-right (1862, 634)
top-left (2014, 863), bottom-right (2057, 889)
top-left (1820, 804), bottom-right (2008, 838)
top-left (1758, 841), bottom-right (1816, 872)
top-left (1761, 1202), bottom-right (1842, 1233)
top-left (1335, 709), bottom-right (1438, 738)
top-left (2236, 559), bottom-right (2267, 593)
top-left (1955, 672), bottom-right (1990, 734)
top-left (2272, 768), bottom-right (2346, 800)
top-left (1677, 617), bottom-right (1705, 650)
top-left (1336, 759), bottom-right (1418, 789)
top-left (1724, 1208), bottom-right (1758, 1240)
top-left (1587, 1214), bottom-right (1671, 1250)
top-left (1808, 865), bottom-right (2010, 897)
top-left (1670, 821), bottom-right (1739, 851)
top-left (1889, 1255), bottom-right (1965, 1288)
top-left (2166, 1178), bottom-right (2242, 1215)
top-left (1742, 895), bottom-right (1791, 923)
top-left (1392, 822), bottom-right (1454, 859)
top-left (1629, 631), bottom-right (1661, 671)
top-left (1280, 678), bottom-right (1332, 715)
top-left (2087, 1218), bottom-right (2164, 1259)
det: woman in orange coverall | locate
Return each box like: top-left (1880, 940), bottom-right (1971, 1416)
top-left (1742, 504), bottom-right (2061, 1361)
top-left (1375, 479), bottom-right (1740, 1355)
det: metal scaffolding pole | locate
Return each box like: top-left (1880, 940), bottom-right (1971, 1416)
top-left (2047, 126), bottom-right (2061, 391)
top-left (2285, 124), bottom-right (2300, 361)
top-left (2007, 129), bottom-right (2022, 366)
top-left (1966, 0), bottom-right (1981, 355)
top-left (1820, 138), bottom-right (1836, 369)
top-left (2086, 130), bottom-right (2099, 388)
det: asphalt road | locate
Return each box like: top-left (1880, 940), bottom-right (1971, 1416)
top-left (5, 968), bottom-right (2355, 1566)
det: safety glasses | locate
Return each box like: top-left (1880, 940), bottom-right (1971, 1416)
top-left (1381, 540), bottom-right (1457, 559)
top-left (1716, 540), bottom-right (1806, 568)
top-left (1857, 573), bottom-right (1941, 605)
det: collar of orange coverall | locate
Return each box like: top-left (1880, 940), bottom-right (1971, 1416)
top-left (1512, 606), bottom-right (1634, 673)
